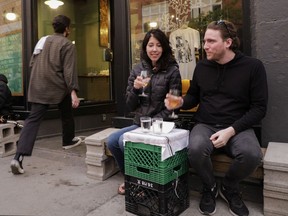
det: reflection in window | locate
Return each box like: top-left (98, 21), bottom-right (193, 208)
top-left (37, 0), bottom-right (111, 103)
top-left (130, 0), bottom-right (243, 75)
top-left (0, 0), bottom-right (22, 95)
top-left (142, 2), bottom-right (168, 32)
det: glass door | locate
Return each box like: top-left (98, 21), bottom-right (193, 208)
top-left (37, 0), bottom-right (112, 103)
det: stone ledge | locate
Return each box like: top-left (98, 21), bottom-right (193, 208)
top-left (85, 127), bottom-right (120, 180)
top-left (0, 123), bottom-right (21, 157)
top-left (264, 142), bottom-right (288, 169)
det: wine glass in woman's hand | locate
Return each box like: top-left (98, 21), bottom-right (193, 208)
top-left (139, 70), bottom-right (150, 97)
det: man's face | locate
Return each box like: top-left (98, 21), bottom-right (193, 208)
top-left (203, 29), bottom-right (230, 62)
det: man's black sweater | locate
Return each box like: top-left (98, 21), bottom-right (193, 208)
top-left (182, 51), bottom-right (268, 133)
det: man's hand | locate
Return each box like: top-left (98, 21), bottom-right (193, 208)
top-left (210, 126), bottom-right (236, 148)
top-left (164, 93), bottom-right (183, 110)
top-left (71, 90), bottom-right (80, 108)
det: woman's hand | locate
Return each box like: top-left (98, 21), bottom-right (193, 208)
top-left (134, 76), bottom-right (146, 89)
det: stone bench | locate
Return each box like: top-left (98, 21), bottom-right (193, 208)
top-left (85, 126), bottom-right (266, 183)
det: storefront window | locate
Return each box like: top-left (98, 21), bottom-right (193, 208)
top-left (130, 0), bottom-right (243, 79)
top-left (0, 0), bottom-right (22, 95)
top-left (37, 0), bottom-right (111, 103)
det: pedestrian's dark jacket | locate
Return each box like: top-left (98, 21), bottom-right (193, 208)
top-left (126, 59), bottom-right (182, 125)
top-left (182, 51), bottom-right (268, 133)
top-left (0, 74), bottom-right (13, 116)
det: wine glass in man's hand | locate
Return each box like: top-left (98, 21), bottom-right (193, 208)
top-left (168, 89), bottom-right (180, 119)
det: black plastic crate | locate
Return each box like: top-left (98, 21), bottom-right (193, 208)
top-left (125, 173), bottom-right (189, 216)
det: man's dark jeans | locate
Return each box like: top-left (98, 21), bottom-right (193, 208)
top-left (188, 123), bottom-right (263, 189)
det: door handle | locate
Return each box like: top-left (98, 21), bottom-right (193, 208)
top-left (104, 48), bottom-right (113, 62)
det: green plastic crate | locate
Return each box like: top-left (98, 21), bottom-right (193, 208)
top-left (124, 141), bottom-right (188, 185)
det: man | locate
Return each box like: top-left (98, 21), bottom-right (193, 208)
top-left (11, 15), bottom-right (81, 175)
top-left (165, 20), bottom-right (268, 216)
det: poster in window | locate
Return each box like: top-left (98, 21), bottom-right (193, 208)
top-left (0, 32), bottom-right (23, 95)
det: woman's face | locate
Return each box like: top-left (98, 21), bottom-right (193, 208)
top-left (146, 35), bottom-right (163, 66)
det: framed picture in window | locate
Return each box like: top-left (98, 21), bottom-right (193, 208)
top-left (99, 0), bottom-right (109, 47)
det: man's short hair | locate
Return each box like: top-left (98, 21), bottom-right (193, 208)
top-left (52, 15), bottom-right (71, 34)
top-left (207, 20), bottom-right (240, 51)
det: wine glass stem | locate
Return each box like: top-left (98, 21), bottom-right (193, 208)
top-left (170, 110), bottom-right (178, 118)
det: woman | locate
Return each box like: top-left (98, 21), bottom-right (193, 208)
top-left (107, 28), bottom-right (182, 195)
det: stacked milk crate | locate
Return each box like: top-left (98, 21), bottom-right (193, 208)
top-left (263, 142), bottom-right (288, 216)
top-left (0, 123), bottom-right (21, 157)
top-left (85, 128), bottom-right (120, 181)
top-left (123, 128), bottom-right (190, 216)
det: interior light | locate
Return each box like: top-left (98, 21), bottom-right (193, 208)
top-left (5, 12), bottom-right (17, 21)
top-left (45, 0), bottom-right (64, 9)
top-left (149, 22), bottom-right (158, 28)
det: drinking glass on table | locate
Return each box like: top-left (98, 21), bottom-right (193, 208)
top-left (140, 116), bottom-right (151, 133)
top-left (168, 89), bottom-right (180, 119)
top-left (139, 70), bottom-right (150, 97)
top-left (152, 117), bottom-right (163, 134)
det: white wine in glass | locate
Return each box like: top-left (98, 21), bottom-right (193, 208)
top-left (139, 70), bottom-right (150, 97)
top-left (168, 89), bottom-right (180, 118)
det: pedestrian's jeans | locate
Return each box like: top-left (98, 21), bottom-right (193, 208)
top-left (106, 124), bottom-right (138, 173)
top-left (188, 123), bottom-right (263, 189)
top-left (16, 94), bottom-right (75, 156)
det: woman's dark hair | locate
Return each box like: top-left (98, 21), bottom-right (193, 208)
top-left (207, 20), bottom-right (240, 51)
top-left (52, 15), bottom-right (71, 34)
top-left (140, 28), bottom-right (174, 70)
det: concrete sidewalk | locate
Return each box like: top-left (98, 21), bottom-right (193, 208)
top-left (0, 131), bottom-right (264, 216)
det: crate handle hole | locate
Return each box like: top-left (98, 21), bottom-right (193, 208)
top-left (173, 165), bottom-right (181, 172)
top-left (137, 167), bottom-right (150, 174)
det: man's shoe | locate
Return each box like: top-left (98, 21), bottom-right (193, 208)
top-left (62, 137), bottom-right (82, 150)
top-left (199, 184), bottom-right (218, 215)
top-left (10, 159), bottom-right (24, 174)
top-left (219, 183), bottom-right (249, 216)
